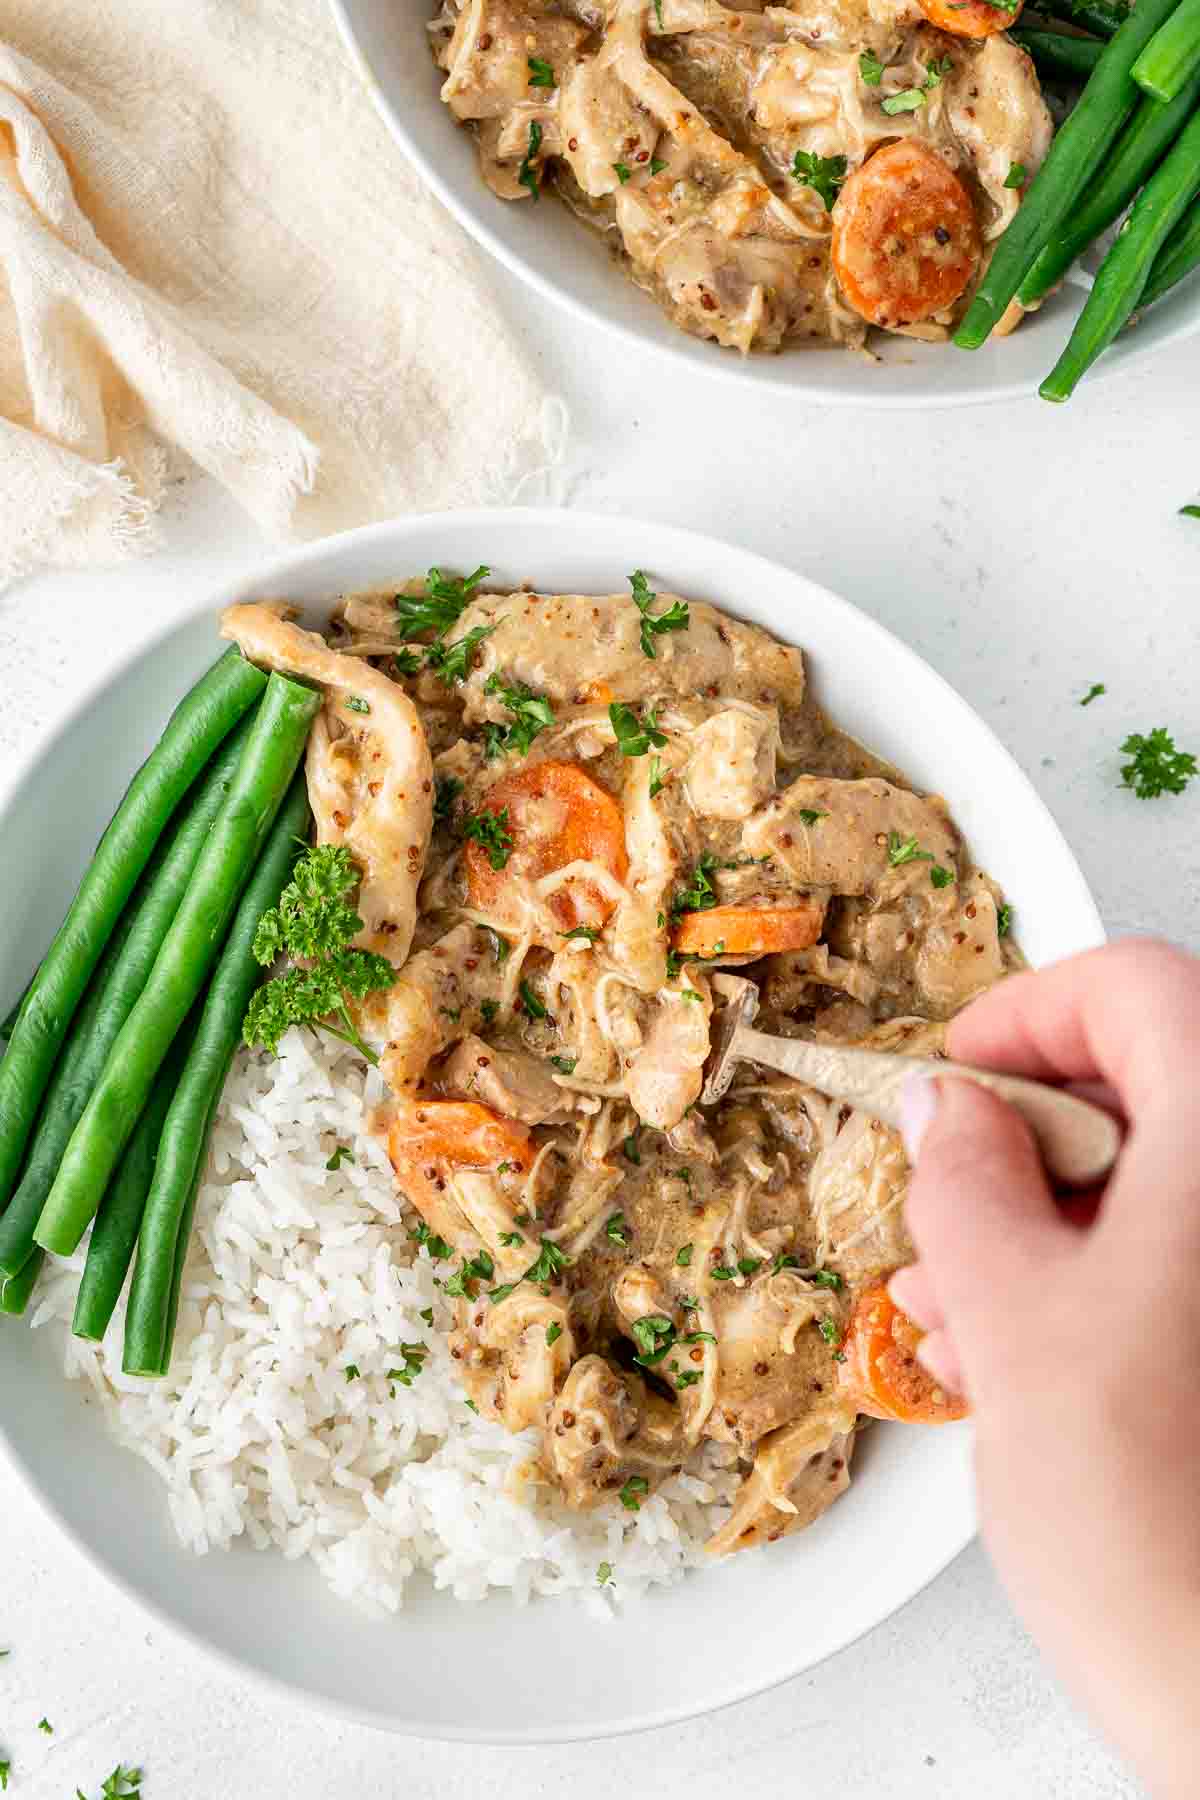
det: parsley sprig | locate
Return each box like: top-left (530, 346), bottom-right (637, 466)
top-left (881, 56), bottom-right (952, 115)
top-left (462, 806), bottom-right (514, 869)
top-left (425, 623), bottom-right (496, 686)
top-left (887, 831), bottom-right (934, 868)
top-left (519, 120), bottom-right (543, 201)
top-left (628, 571), bottom-right (689, 658)
top-left (1120, 729), bottom-right (1197, 799)
top-left (792, 149), bottom-right (847, 211)
top-left (609, 701), bottom-right (667, 757)
top-left (483, 673), bottom-right (555, 757)
top-left (243, 845), bottom-right (396, 1065)
top-left (395, 565), bottom-right (489, 640)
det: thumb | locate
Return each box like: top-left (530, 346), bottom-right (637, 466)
top-left (900, 1075), bottom-right (1071, 1383)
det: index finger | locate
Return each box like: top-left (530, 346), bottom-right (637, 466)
top-left (947, 938), bottom-right (1200, 1119)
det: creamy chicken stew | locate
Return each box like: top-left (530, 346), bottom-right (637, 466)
top-left (428, 0), bottom-right (1052, 354)
top-left (222, 576), bottom-right (1015, 1555)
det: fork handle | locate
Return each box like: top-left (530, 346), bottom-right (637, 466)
top-left (731, 1026), bottom-right (1121, 1188)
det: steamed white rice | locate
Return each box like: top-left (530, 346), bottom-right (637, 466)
top-left (32, 1029), bottom-right (739, 1616)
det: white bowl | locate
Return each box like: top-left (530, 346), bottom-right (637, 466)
top-left (330, 0), bottom-right (1200, 407)
top-left (0, 511), bottom-right (1103, 1740)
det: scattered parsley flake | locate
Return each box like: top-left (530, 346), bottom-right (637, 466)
top-left (465, 1398), bottom-right (479, 1413)
top-left (737, 1256), bottom-right (762, 1276)
top-left (683, 1329), bottom-right (717, 1344)
top-left (562, 924), bottom-right (600, 943)
top-left (649, 156), bottom-right (667, 175)
top-left (490, 930), bottom-right (512, 965)
top-left (395, 565), bottom-right (489, 639)
top-left (597, 1561), bottom-right (614, 1586)
top-left (796, 808), bottom-right (827, 826)
top-left (930, 865), bottom-right (954, 889)
top-left (997, 902), bottom-right (1013, 937)
top-left (631, 1314), bottom-right (676, 1365)
top-left (434, 775), bottom-right (463, 823)
top-left (1005, 161), bottom-right (1026, 189)
top-left (425, 622), bottom-right (496, 686)
top-left (613, 161), bottom-right (632, 184)
top-left (675, 1368), bottom-right (703, 1389)
top-left (609, 701), bottom-right (667, 758)
top-left (499, 1230), bottom-right (525, 1247)
top-left (483, 673), bottom-right (555, 757)
top-left (676, 1242), bottom-right (694, 1267)
top-left (528, 55), bottom-right (555, 87)
top-left (344, 1364), bottom-right (360, 1382)
top-left (345, 695), bottom-right (370, 715)
top-left (623, 1131), bottom-right (642, 1165)
top-left (524, 1237), bottom-right (571, 1283)
top-left (817, 1316), bottom-right (845, 1359)
top-left (791, 149), bottom-right (847, 210)
top-left (444, 1250), bottom-right (496, 1298)
top-left (420, 1306), bottom-right (435, 1325)
top-left (1180, 503), bottom-right (1200, 519)
top-left (0, 1766), bottom-right (8, 1793)
top-left (808, 1268), bottom-right (843, 1291)
top-left (887, 831), bottom-right (934, 868)
top-left (649, 756), bottom-right (665, 799)
top-left (1120, 729), bottom-right (1197, 799)
top-left (619, 1475), bottom-right (650, 1511)
top-left (409, 1220), bottom-right (454, 1261)
top-left (628, 570), bottom-right (690, 658)
top-left (388, 1343), bottom-right (428, 1388)
top-left (605, 1212), bottom-right (630, 1246)
top-left (710, 1264), bottom-right (736, 1282)
top-left (480, 998), bottom-right (499, 1023)
top-left (391, 647), bottom-right (424, 677)
top-left (546, 1322), bottom-right (563, 1346)
top-left (519, 120), bottom-right (543, 201)
top-left (518, 979), bottom-right (547, 1019)
top-left (462, 806), bottom-right (514, 870)
top-left (859, 48), bottom-right (884, 83)
top-left (243, 844), bottom-right (396, 1066)
top-left (1080, 682), bottom-right (1106, 706)
top-left (325, 1144), bottom-right (354, 1170)
top-left (549, 1054), bottom-right (578, 1074)
top-left (672, 852), bottom-right (722, 916)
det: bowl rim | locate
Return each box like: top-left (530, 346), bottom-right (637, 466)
top-left (0, 509), bottom-right (1103, 1741)
top-left (327, 0), bottom-right (1200, 411)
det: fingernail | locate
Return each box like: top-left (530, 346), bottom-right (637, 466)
top-left (900, 1073), bottom-right (939, 1164)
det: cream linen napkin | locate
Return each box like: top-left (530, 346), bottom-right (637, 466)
top-left (0, 0), bottom-right (561, 589)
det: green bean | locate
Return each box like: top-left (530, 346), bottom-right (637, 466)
top-left (0, 648), bottom-right (266, 1218)
top-left (0, 724), bottom-right (251, 1281)
top-left (71, 1017), bottom-right (200, 1344)
top-left (1133, 0), bottom-right (1200, 101)
top-left (1012, 28), bottom-right (1105, 81)
top-left (0, 1248), bottom-right (43, 1317)
top-left (123, 774), bottom-right (312, 1378)
top-left (955, 0), bottom-right (1185, 349)
top-left (1140, 189), bottom-right (1200, 302)
top-left (1051, 0), bottom-right (1128, 39)
top-left (149, 1094), bottom-right (221, 1378)
top-left (1020, 69), bottom-right (1200, 303)
top-left (35, 674), bottom-right (320, 1259)
top-left (1041, 105), bottom-right (1200, 397)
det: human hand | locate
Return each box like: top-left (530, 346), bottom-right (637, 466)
top-left (892, 939), bottom-right (1200, 1800)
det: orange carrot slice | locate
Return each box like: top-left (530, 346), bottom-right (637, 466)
top-left (832, 142), bottom-right (981, 329)
top-left (464, 760), bottom-right (628, 932)
top-left (840, 1281), bottom-right (969, 1424)
top-left (672, 900), bottom-right (824, 958)
top-left (917, 0), bottom-right (1022, 34)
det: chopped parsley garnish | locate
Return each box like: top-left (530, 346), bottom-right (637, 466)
top-left (524, 1237), bottom-right (571, 1283)
top-left (392, 647), bottom-right (424, 677)
top-left (808, 1268), bottom-right (843, 1290)
top-left (674, 1368), bottom-right (703, 1389)
top-left (434, 775), bottom-right (463, 823)
top-left (1180, 503), bottom-right (1200, 518)
top-left (98, 1767), bottom-right (143, 1798)
top-left (683, 1329), bottom-right (716, 1345)
top-left (817, 1316), bottom-right (846, 1360)
top-left (499, 1230), bottom-right (525, 1247)
top-left (325, 1144), bottom-right (354, 1170)
top-left (796, 808), bottom-right (827, 826)
top-left (483, 673), bottom-right (555, 756)
top-left (649, 756), bottom-right (665, 799)
top-left (997, 903), bottom-right (1013, 937)
top-left (609, 700), bottom-right (667, 757)
top-left (420, 1306), bottom-right (435, 1325)
top-left (619, 1475), bottom-right (649, 1511)
top-left (654, 0), bottom-right (663, 23)
top-left (649, 156), bottom-right (667, 175)
top-left (37, 1720), bottom-right (52, 1736)
top-left (528, 55), bottom-right (555, 87)
top-left (425, 622), bottom-right (496, 686)
top-left (926, 54), bottom-right (954, 83)
top-left (623, 1131), bottom-right (642, 1165)
top-left (671, 852), bottom-right (721, 916)
top-left (597, 1561), bottom-right (614, 1586)
top-left (773, 1251), bottom-right (800, 1272)
top-left (462, 806), bottom-right (514, 870)
top-left (1004, 161), bottom-right (1026, 189)
top-left (388, 1343), bottom-right (428, 1388)
top-left (628, 570), bottom-right (690, 659)
top-left (631, 1314), bottom-right (676, 1365)
top-left (613, 162), bottom-right (632, 184)
top-left (444, 1249), bottom-right (496, 1298)
top-left (930, 865), bottom-right (954, 889)
top-left (345, 695), bottom-right (370, 716)
top-left (791, 149), bottom-right (847, 211)
top-left (465, 1398), bottom-right (479, 1413)
top-left (410, 1220), bottom-right (454, 1261)
top-left (675, 1242), bottom-right (694, 1267)
top-left (1120, 729), bottom-right (1197, 799)
top-left (887, 831), bottom-right (934, 868)
top-left (518, 979), bottom-right (547, 1018)
top-left (666, 940), bottom-right (725, 980)
top-left (562, 924), bottom-right (600, 943)
top-left (487, 1282), bottom-right (519, 1305)
top-left (441, 1006), bottom-right (461, 1022)
top-left (0, 1768), bottom-right (8, 1793)
top-left (1080, 682), bottom-right (1106, 706)
top-left (546, 1322), bottom-right (563, 1346)
top-left (346, 1364), bottom-right (361, 1388)
top-left (679, 987), bottom-right (701, 1003)
top-left (395, 565), bottom-right (489, 639)
top-left (605, 1212), bottom-right (630, 1246)
top-left (710, 1264), bottom-right (736, 1281)
top-left (549, 1054), bottom-right (578, 1074)
top-left (881, 59), bottom-right (951, 115)
top-left (242, 844), bottom-right (395, 1066)
top-left (737, 1256), bottom-right (762, 1276)
top-left (480, 998), bottom-right (499, 1023)
top-left (519, 120), bottom-right (543, 201)
top-left (490, 930), bottom-right (512, 964)
top-left (859, 48), bottom-right (885, 83)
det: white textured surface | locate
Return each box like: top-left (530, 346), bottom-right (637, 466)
top-left (5, 255), bottom-right (1198, 1795)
